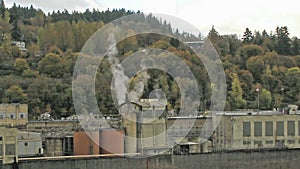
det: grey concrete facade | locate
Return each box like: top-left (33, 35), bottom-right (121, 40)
top-left (0, 149), bottom-right (300, 169)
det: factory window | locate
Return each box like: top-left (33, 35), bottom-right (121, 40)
top-left (275, 140), bottom-right (285, 147)
top-left (219, 131), bottom-right (223, 137)
top-left (254, 141), bottom-right (262, 146)
top-left (243, 140), bottom-right (251, 145)
top-left (287, 140), bottom-right (295, 144)
top-left (5, 144), bottom-right (15, 155)
top-left (0, 144), bottom-right (2, 154)
top-left (0, 113), bottom-right (5, 119)
top-left (276, 121), bottom-right (284, 136)
top-left (9, 113), bottom-right (15, 119)
top-left (265, 121), bottom-right (273, 136)
top-left (265, 140), bottom-right (273, 144)
top-left (287, 121), bottom-right (295, 136)
top-left (24, 142), bottom-right (28, 146)
top-left (0, 136), bottom-right (2, 141)
top-left (20, 114), bottom-right (25, 119)
top-left (254, 122), bottom-right (262, 137)
top-left (243, 122), bottom-right (251, 137)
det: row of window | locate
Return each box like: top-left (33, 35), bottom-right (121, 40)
top-left (243, 121), bottom-right (300, 137)
top-left (0, 113), bottom-right (26, 119)
top-left (243, 139), bottom-right (299, 145)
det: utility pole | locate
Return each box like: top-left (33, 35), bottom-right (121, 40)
top-left (281, 87), bottom-right (284, 107)
top-left (256, 88), bottom-right (260, 112)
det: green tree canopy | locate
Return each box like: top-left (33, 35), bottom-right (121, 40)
top-left (14, 58), bottom-right (29, 74)
top-left (38, 53), bottom-right (64, 78)
top-left (2, 85), bottom-right (27, 103)
top-left (259, 88), bottom-right (272, 110)
top-left (229, 73), bottom-right (247, 110)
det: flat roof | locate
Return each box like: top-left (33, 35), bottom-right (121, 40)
top-left (177, 142), bottom-right (199, 145)
top-left (216, 111), bottom-right (300, 116)
top-left (168, 115), bottom-right (211, 119)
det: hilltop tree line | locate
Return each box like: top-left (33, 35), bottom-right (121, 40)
top-left (0, 1), bottom-right (299, 119)
top-left (208, 26), bottom-right (299, 110)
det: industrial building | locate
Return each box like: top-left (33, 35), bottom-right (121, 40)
top-left (0, 127), bottom-right (18, 164)
top-left (168, 116), bottom-right (213, 154)
top-left (17, 132), bottom-right (43, 157)
top-left (167, 116), bottom-right (212, 144)
top-left (43, 134), bottom-right (73, 157)
top-left (23, 99), bottom-right (213, 157)
top-left (0, 128), bottom-right (42, 164)
top-left (2, 99), bottom-right (294, 161)
top-left (120, 99), bottom-right (170, 156)
top-left (0, 104), bottom-right (28, 127)
top-left (214, 105), bottom-right (300, 151)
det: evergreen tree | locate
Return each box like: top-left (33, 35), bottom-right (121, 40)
top-left (11, 20), bottom-right (21, 40)
top-left (242, 28), bottom-right (253, 44)
top-left (275, 26), bottom-right (291, 55)
top-left (262, 29), bottom-right (268, 37)
top-left (0, 10), bottom-right (9, 41)
top-left (0, 0), bottom-right (5, 19)
top-left (253, 31), bottom-right (263, 45)
top-left (174, 28), bottom-right (180, 38)
top-left (291, 37), bottom-right (299, 55)
top-left (8, 3), bottom-right (22, 41)
top-left (208, 25), bottom-right (220, 42)
top-left (9, 3), bottom-right (18, 23)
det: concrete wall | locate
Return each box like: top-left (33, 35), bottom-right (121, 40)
top-left (123, 112), bottom-right (137, 154)
top-left (44, 137), bottom-right (64, 157)
top-left (27, 120), bottom-right (80, 132)
top-left (1, 149), bottom-right (300, 169)
top-left (18, 132), bottom-right (43, 157)
top-left (0, 128), bottom-right (18, 164)
top-left (167, 117), bottom-right (207, 145)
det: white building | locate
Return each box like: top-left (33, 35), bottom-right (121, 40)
top-left (214, 106), bottom-right (300, 151)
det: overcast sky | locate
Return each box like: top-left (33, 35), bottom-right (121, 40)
top-left (5, 0), bottom-right (300, 37)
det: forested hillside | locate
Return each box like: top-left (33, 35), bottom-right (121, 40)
top-left (0, 1), bottom-right (299, 119)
